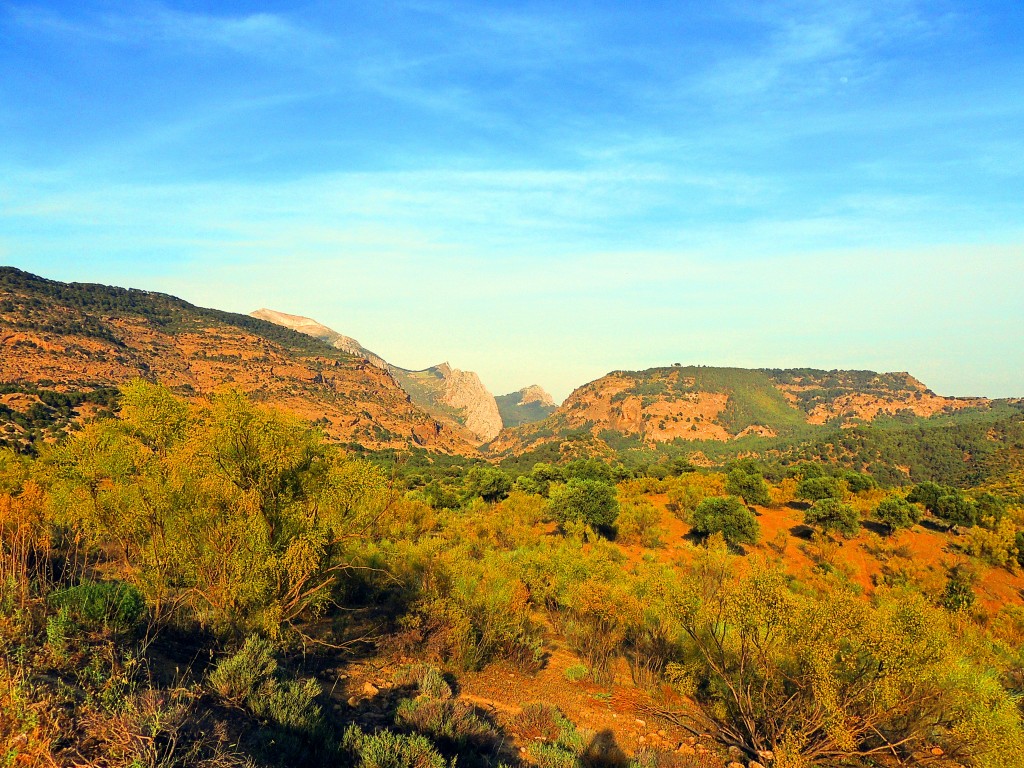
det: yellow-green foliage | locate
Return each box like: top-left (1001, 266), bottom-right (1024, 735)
top-left (664, 472), bottom-right (726, 520)
top-left (671, 537), bottom-right (1024, 765)
top-left (44, 382), bottom-right (391, 636)
top-left (616, 498), bottom-right (665, 548)
top-left (964, 516), bottom-right (1020, 570)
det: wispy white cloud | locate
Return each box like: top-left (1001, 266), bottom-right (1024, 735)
top-left (695, 0), bottom-right (956, 102)
top-left (7, 2), bottom-right (325, 56)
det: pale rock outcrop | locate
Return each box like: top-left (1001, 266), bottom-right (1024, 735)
top-left (518, 384), bottom-right (556, 407)
top-left (435, 364), bottom-right (503, 443)
top-left (251, 309), bottom-right (503, 444)
top-left (250, 308), bottom-right (389, 370)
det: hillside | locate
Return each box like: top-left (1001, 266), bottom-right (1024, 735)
top-left (250, 307), bottom-right (390, 369)
top-left (7, 383), bottom-right (1024, 768)
top-left (490, 365), bottom-right (993, 457)
top-left (390, 363), bottom-right (504, 443)
top-left (496, 385), bottom-right (558, 427)
top-left (0, 268), bottom-right (472, 453)
top-left (251, 308), bottom-right (505, 444)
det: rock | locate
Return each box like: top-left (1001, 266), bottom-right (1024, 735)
top-left (749, 762), bottom-right (766, 768)
top-left (657, 729), bottom-right (667, 738)
top-left (728, 746), bottom-right (744, 758)
top-left (727, 763), bottom-right (745, 768)
top-left (677, 744), bottom-right (696, 755)
top-left (346, 696), bottom-right (359, 708)
top-left (930, 747), bottom-right (944, 756)
top-left (757, 751), bottom-right (774, 763)
top-left (362, 682), bottom-right (379, 697)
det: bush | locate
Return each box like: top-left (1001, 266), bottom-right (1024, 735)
top-left (934, 493), bottom-right (979, 528)
top-left (672, 550), bottom-right (1024, 764)
top-left (462, 467), bottom-right (512, 503)
top-left (874, 495), bottom-right (921, 534)
top-left (47, 580), bottom-right (146, 634)
top-left (725, 468), bottom-right (772, 507)
top-left (564, 664), bottom-right (588, 682)
top-left (510, 703), bottom-right (586, 767)
top-left (795, 476), bottom-right (843, 502)
top-left (395, 696), bottom-right (498, 756)
top-left (208, 635), bottom-right (323, 732)
top-left (208, 635), bottom-right (278, 704)
top-left (843, 471), bottom-right (877, 494)
top-left (341, 724), bottom-right (449, 768)
top-left (690, 496), bottom-right (759, 546)
top-left (804, 498), bottom-right (859, 537)
top-left (942, 563), bottom-right (978, 612)
top-left (616, 499), bottom-right (664, 547)
top-left (548, 479), bottom-right (619, 531)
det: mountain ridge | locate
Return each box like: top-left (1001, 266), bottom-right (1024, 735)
top-left (0, 267), bottom-right (472, 454)
top-left (489, 364), bottom-right (993, 456)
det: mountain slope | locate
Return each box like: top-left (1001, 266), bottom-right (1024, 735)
top-left (0, 268), bottom-right (472, 454)
top-left (390, 363), bottom-right (503, 443)
top-left (250, 308), bottom-right (504, 444)
top-left (495, 385), bottom-right (558, 428)
top-left (250, 308), bottom-right (389, 370)
top-left (490, 365), bottom-right (991, 456)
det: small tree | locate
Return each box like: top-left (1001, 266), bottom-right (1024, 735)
top-left (796, 475), bottom-right (843, 502)
top-left (941, 563), bottom-right (977, 612)
top-left (874, 495), bottom-right (921, 535)
top-left (462, 466), bottom-right (512, 503)
top-left (933, 494), bottom-right (978, 528)
top-left (725, 469), bottom-right (772, 507)
top-left (548, 479), bottom-right (619, 531)
top-left (691, 496), bottom-right (759, 546)
top-left (805, 498), bottom-right (859, 537)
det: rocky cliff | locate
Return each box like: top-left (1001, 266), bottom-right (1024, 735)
top-left (391, 363), bottom-right (503, 444)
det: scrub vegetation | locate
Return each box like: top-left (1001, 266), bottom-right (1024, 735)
top-left (4, 382), bottom-right (1024, 767)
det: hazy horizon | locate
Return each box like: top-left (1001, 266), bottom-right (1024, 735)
top-left (2, 2), bottom-right (1022, 401)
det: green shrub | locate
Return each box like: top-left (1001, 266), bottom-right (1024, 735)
top-left (342, 724), bottom-right (449, 768)
top-left (804, 498), bottom-right (859, 537)
top-left (45, 606), bottom-right (71, 660)
top-left (874, 495), bottom-right (921, 534)
top-left (548, 479), bottom-right (619, 531)
top-left (616, 498), bottom-right (664, 547)
top-left (47, 580), bottom-right (145, 633)
top-left (690, 496), bottom-right (759, 546)
top-left (510, 703), bottom-right (586, 767)
top-left (843, 471), bottom-right (877, 494)
top-left (934, 493), bottom-right (979, 527)
top-left (796, 476), bottom-right (843, 502)
top-left (941, 563), bottom-right (977, 612)
top-left (252, 677), bottom-right (323, 731)
top-left (725, 468), bottom-right (772, 507)
top-left (208, 635), bottom-right (278, 704)
top-left (395, 696), bottom-right (498, 754)
top-left (208, 635), bottom-right (323, 732)
top-left (564, 664), bottom-right (588, 682)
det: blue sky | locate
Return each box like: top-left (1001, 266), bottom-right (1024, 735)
top-left (1, 1), bottom-right (1022, 401)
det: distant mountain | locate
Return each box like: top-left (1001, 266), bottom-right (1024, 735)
top-left (0, 268), bottom-right (472, 454)
top-left (489, 365), bottom-right (992, 456)
top-left (495, 385), bottom-right (558, 428)
top-left (390, 363), bottom-right (503, 444)
top-left (250, 309), bottom-right (503, 444)
top-left (250, 308), bottom-right (389, 370)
